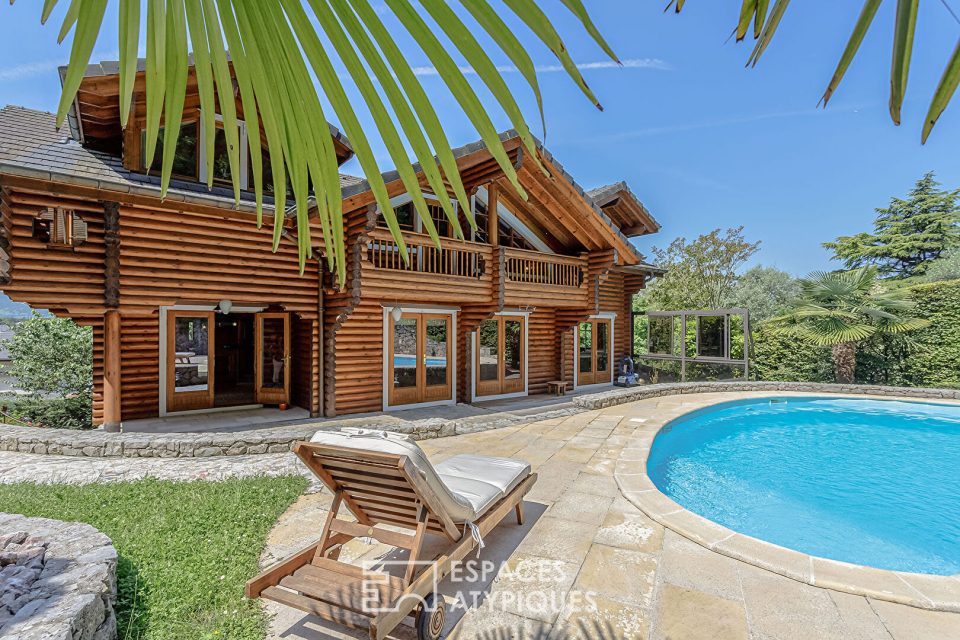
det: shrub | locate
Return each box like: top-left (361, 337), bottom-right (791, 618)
top-left (902, 279), bottom-right (960, 388)
top-left (750, 325), bottom-right (832, 383)
top-left (0, 313), bottom-right (93, 428)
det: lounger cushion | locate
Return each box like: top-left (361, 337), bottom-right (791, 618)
top-left (435, 455), bottom-right (531, 515)
top-left (309, 429), bottom-right (529, 523)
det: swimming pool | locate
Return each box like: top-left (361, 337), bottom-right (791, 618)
top-left (647, 396), bottom-right (960, 575)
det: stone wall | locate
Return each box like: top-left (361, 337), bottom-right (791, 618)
top-left (3, 381), bottom-right (958, 459)
top-left (573, 380), bottom-right (960, 410)
top-left (0, 513), bottom-right (117, 640)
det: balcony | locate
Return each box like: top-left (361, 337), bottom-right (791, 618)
top-left (501, 247), bottom-right (588, 308)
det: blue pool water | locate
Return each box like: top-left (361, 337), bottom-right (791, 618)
top-left (393, 356), bottom-right (446, 368)
top-left (647, 397), bottom-right (960, 575)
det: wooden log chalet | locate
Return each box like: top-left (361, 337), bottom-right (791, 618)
top-left (0, 60), bottom-right (662, 429)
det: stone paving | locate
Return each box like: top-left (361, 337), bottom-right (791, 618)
top-left (260, 394), bottom-right (960, 640)
top-left (4, 391), bottom-right (960, 639)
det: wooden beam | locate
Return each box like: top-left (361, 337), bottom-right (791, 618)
top-left (102, 308), bottom-right (121, 432)
top-left (487, 182), bottom-right (499, 247)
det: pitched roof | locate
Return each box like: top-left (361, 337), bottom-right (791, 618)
top-left (339, 130), bottom-right (650, 263)
top-left (59, 59), bottom-right (354, 162)
top-left (587, 181), bottom-right (660, 237)
top-left (0, 106), bottom-right (361, 215)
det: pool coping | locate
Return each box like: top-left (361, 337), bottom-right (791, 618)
top-left (614, 389), bottom-right (960, 613)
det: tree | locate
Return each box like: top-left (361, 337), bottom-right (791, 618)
top-left (767, 267), bottom-right (927, 384)
top-left (646, 227), bottom-right (760, 310)
top-left (669, 2), bottom-right (960, 143)
top-left (923, 248), bottom-right (960, 283)
top-left (18, 1), bottom-right (614, 284)
top-left (0, 313), bottom-right (93, 428)
top-left (730, 266), bottom-right (800, 322)
top-left (823, 173), bottom-right (960, 278)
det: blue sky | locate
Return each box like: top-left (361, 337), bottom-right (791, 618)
top-left (2, 1), bottom-right (959, 275)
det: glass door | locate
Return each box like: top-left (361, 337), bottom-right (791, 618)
top-left (422, 315), bottom-right (452, 402)
top-left (255, 312), bottom-right (290, 405)
top-left (476, 315), bottom-right (526, 397)
top-left (578, 319), bottom-right (612, 386)
top-left (166, 311), bottom-right (215, 412)
top-left (388, 312), bottom-right (453, 406)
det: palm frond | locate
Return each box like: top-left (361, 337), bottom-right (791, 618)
top-left (35, 0), bottom-right (615, 284)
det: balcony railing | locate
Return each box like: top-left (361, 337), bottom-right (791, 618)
top-left (503, 247), bottom-right (584, 288)
top-left (367, 228), bottom-right (488, 279)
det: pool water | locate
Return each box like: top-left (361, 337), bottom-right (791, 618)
top-left (647, 397), bottom-right (960, 575)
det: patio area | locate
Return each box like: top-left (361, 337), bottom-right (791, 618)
top-left (120, 389), bottom-right (592, 434)
top-left (259, 391), bottom-right (960, 640)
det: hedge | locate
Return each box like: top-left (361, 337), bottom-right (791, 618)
top-left (750, 278), bottom-right (960, 388)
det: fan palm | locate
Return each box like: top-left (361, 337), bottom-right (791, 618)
top-left (767, 267), bottom-right (928, 383)
top-left (11, 0), bottom-right (617, 284)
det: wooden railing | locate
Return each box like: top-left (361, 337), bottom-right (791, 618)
top-left (503, 247), bottom-right (584, 288)
top-left (367, 228), bottom-right (488, 279)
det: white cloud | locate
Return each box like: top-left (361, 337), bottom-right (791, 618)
top-left (0, 51), bottom-right (120, 82)
top-left (411, 57), bottom-right (672, 77)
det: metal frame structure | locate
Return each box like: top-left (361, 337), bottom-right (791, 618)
top-left (634, 308), bottom-right (750, 381)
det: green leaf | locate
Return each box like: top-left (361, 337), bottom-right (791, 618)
top-left (55, 0), bottom-right (107, 129)
top-left (736, 0), bottom-right (757, 42)
top-left (159, 0), bottom-right (188, 197)
top-left (143, 0), bottom-right (167, 174)
top-left (57, 0), bottom-right (80, 43)
top-left (460, 0), bottom-right (546, 136)
top-left (384, 0), bottom-right (529, 200)
top-left (890, 0), bottom-right (919, 125)
top-left (201, 0), bottom-right (243, 204)
top-left (501, 0), bottom-right (602, 110)
top-left (418, 0), bottom-right (545, 177)
top-left (557, 0), bottom-right (619, 63)
top-left (41, 0), bottom-right (60, 24)
top-left (923, 39), bottom-right (960, 143)
top-left (820, 0), bottom-right (882, 107)
top-left (754, 0), bottom-right (769, 39)
top-left (183, 0), bottom-right (218, 190)
top-left (117, 0), bottom-right (140, 129)
top-left (342, 0), bottom-right (475, 226)
top-left (747, 0), bottom-right (790, 67)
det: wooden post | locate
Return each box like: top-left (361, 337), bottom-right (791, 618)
top-left (102, 201), bottom-right (121, 432)
top-left (487, 182), bottom-right (499, 247)
top-left (103, 309), bottom-right (122, 432)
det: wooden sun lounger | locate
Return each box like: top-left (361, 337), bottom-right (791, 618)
top-left (246, 440), bottom-right (537, 640)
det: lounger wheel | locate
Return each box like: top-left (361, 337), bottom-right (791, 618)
top-left (416, 592), bottom-right (445, 640)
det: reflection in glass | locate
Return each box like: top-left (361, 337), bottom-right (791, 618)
top-left (146, 122), bottom-right (198, 178)
top-left (478, 320), bottom-right (500, 382)
top-left (393, 317), bottom-right (418, 389)
top-left (424, 318), bottom-right (448, 387)
top-left (504, 319), bottom-right (522, 381)
top-left (698, 316), bottom-right (725, 358)
top-left (596, 322), bottom-right (609, 373)
top-left (212, 126), bottom-right (233, 184)
top-left (261, 317), bottom-right (286, 388)
top-left (173, 316), bottom-right (209, 392)
top-left (648, 316), bottom-right (674, 355)
top-left (579, 322), bottom-right (593, 373)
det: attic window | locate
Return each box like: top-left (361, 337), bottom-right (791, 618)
top-left (33, 208), bottom-right (88, 249)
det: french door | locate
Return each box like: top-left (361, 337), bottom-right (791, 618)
top-left (388, 313), bottom-right (452, 407)
top-left (476, 315), bottom-right (526, 397)
top-left (578, 318), bottom-right (612, 386)
top-left (254, 312), bottom-right (290, 405)
top-left (166, 310), bottom-right (215, 412)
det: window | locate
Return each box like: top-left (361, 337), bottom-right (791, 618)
top-left (377, 202), bottom-right (416, 232)
top-left (33, 208), bottom-right (88, 249)
top-left (143, 121), bottom-right (199, 179)
top-left (141, 115), bottom-right (249, 189)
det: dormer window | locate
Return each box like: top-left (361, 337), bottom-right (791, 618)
top-left (33, 208), bottom-right (88, 249)
top-left (142, 113), bottom-right (249, 189)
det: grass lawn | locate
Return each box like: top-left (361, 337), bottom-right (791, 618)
top-left (0, 475), bottom-right (308, 640)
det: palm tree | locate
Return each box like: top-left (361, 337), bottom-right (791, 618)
top-left (668, 1), bottom-right (960, 143)
top-left (11, 0), bottom-right (617, 283)
top-left (767, 267), bottom-right (928, 383)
